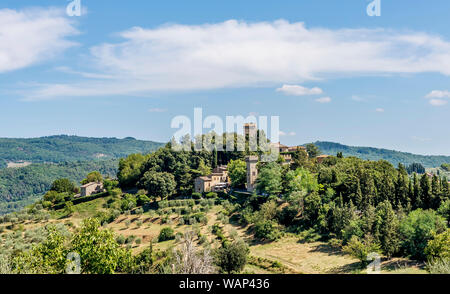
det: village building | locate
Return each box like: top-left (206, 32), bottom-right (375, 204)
top-left (80, 182), bottom-right (104, 197)
top-left (244, 123), bottom-right (257, 138)
top-left (246, 156), bottom-right (258, 192)
top-left (194, 166), bottom-right (230, 193)
top-left (316, 155), bottom-right (330, 164)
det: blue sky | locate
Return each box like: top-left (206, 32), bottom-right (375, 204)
top-left (1, 0), bottom-right (450, 155)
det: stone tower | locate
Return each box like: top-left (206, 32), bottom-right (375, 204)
top-left (246, 155), bottom-right (258, 192)
top-left (244, 123), bottom-right (257, 139)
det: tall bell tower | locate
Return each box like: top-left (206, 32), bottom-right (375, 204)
top-left (246, 156), bottom-right (258, 192)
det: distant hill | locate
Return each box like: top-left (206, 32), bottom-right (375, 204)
top-left (0, 159), bottom-right (119, 215)
top-left (0, 135), bottom-right (164, 214)
top-left (313, 141), bottom-right (450, 168)
top-left (0, 135), bottom-right (164, 168)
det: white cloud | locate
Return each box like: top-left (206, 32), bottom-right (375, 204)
top-left (375, 108), bottom-right (385, 112)
top-left (276, 85), bottom-right (323, 96)
top-left (0, 8), bottom-right (78, 73)
top-left (21, 19), bottom-right (450, 100)
top-left (425, 90), bottom-right (450, 99)
top-left (280, 131), bottom-right (296, 136)
top-left (425, 90), bottom-right (450, 106)
top-left (315, 97), bottom-right (331, 103)
top-left (429, 99), bottom-right (448, 106)
top-left (411, 136), bottom-right (432, 142)
top-left (351, 95), bottom-right (365, 102)
top-left (148, 108), bottom-right (167, 113)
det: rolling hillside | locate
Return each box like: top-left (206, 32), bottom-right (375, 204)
top-left (0, 135), bottom-right (163, 168)
top-left (313, 141), bottom-right (450, 168)
top-left (0, 135), bottom-right (164, 214)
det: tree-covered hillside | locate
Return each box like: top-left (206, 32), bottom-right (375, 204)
top-left (0, 135), bottom-right (163, 167)
top-left (313, 141), bottom-right (450, 168)
top-left (0, 160), bottom-right (118, 215)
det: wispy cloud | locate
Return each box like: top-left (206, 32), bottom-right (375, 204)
top-left (351, 95), bottom-right (365, 102)
top-left (148, 108), bottom-right (167, 113)
top-left (0, 8), bottom-right (78, 73)
top-left (425, 90), bottom-right (450, 106)
top-left (375, 108), bottom-right (385, 113)
top-left (276, 85), bottom-right (323, 96)
top-left (425, 90), bottom-right (450, 99)
top-left (429, 99), bottom-right (448, 106)
top-left (315, 97), bottom-right (331, 103)
top-left (411, 136), bottom-right (432, 142)
top-left (20, 19), bottom-right (450, 100)
top-left (280, 131), bottom-right (296, 136)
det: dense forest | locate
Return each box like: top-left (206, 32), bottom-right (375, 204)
top-left (0, 135), bottom-right (163, 168)
top-left (313, 141), bottom-right (450, 168)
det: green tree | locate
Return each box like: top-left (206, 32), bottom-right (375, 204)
top-left (70, 218), bottom-right (128, 274)
top-left (214, 240), bottom-right (249, 274)
top-left (306, 143), bottom-right (321, 158)
top-left (291, 148), bottom-right (310, 170)
top-left (50, 178), bottom-right (76, 194)
top-left (139, 171), bottom-right (176, 200)
top-left (343, 234), bottom-right (381, 265)
top-left (197, 158), bottom-right (211, 176)
top-left (256, 162), bottom-right (282, 196)
top-left (228, 159), bottom-right (247, 188)
top-left (118, 153), bottom-right (148, 187)
top-left (81, 171), bottom-right (103, 185)
top-left (425, 229), bottom-right (450, 261)
top-left (12, 225), bottom-right (68, 274)
top-left (375, 201), bottom-right (400, 257)
top-left (399, 209), bottom-right (446, 260)
top-left (158, 227), bottom-right (175, 242)
top-left (420, 174), bottom-right (432, 209)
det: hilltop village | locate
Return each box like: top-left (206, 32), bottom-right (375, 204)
top-left (194, 123), bottom-right (325, 194)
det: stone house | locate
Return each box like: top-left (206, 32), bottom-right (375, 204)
top-left (194, 166), bottom-right (230, 193)
top-left (80, 182), bottom-right (104, 197)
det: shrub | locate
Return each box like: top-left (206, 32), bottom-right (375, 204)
top-left (192, 192), bottom-right (202, 199)
top-left (125, 220), bottom-right (131, 228)
top-left (158, 227), bottom-right (175, 242)
top-left (328, 238), bottom-right (343, 249)
top-left (298, 228), bottom-right (322, 243)
top-left (254, 220), bottom-right (280, 241)
top-left (426, 258), bottom-right (450, 274)
top-left (126, 235), bottom-right (136, 244)
top-left (214, 240), bottom-right (249, 274)
top-left (205, 192), bottom-right (218, 199)
top-left (425, 229), bottom-right (450, 261)
top-left (399, 209), bottom-right (446, 260)
top-left (116, 235), bottom-right (126, 245)
top-left (277, 206), bottom-right (298, 226)
top-left (198, 235), bottom-right (208, 245)
top-left (158, 200), bottom-right (169, 209)
top-left (136, 194), bottom-right (151, 206)
top-left (343, 235), bottom-right (381, 265)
